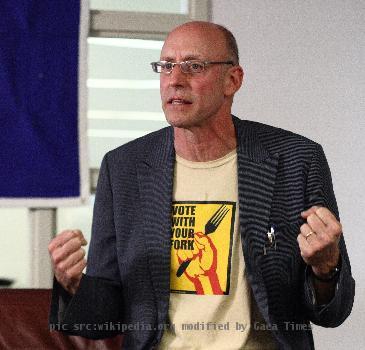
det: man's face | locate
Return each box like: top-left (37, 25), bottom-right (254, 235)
top-left (159, 24), bottom-right (232, 129)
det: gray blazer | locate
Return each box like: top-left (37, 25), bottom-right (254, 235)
top-left (50, 116), bottom-right (355, 350)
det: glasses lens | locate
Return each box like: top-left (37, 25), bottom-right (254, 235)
top-left (152, 61), bottom-right (206, 74)
top-left (162, 62), bottom-right (173, 73)
top-left (151, 62), bottom-right (161, 73)
top-left (186, 61), bottom-right (204, 73)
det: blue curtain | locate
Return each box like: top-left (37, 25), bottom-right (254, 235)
top-left (0, 1), bottom-right (81, 198)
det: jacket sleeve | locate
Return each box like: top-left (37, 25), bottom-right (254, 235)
top-left (301, 144), bottom-right (355, 327)
top-left (49, 153), bottom-right (124, 339)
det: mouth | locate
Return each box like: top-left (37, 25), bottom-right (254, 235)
top-left (167, 97), bottom-right (192, 105)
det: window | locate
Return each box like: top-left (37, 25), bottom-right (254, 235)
top-left (87, 37), bottom-right (166, 168)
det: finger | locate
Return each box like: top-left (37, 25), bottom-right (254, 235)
top-left (301, 206), bottom-right (321, 219)
top-left (300, 223), bottom-right (312, 237)
top-left (297, 234), bottom-right (311, 256)
top-left (314, 207), bottom-right (336, 224)
top-left (177, 249), bottom-right (189, 261)
top-left (194, 234), bottom-right (208, 249)
top-left (49, 229), bottom-right (87, 253)
top-left (297, 231), bottom-right (321, 261)
top-left (48, 230), bottom-right (76, 252)
top-left (306, 212), bottom-right (327, 237)
top-left (51, 237), bottom-right (87, 265)
top-left (194, 232), bottom-right (204, 238)
top-left (299, 223), bottom-right (318, 245)
top-left (315, 208), bottom-right (342, 235)
top-left (65, 258), bottom-right (87, 280)
top-left (57, 248), bottom-right (86, 273)
top-left (72, 229), bottom-right (88, 246)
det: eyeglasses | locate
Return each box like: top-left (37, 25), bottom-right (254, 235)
top-left (150, 60), bottom-right (235, 74)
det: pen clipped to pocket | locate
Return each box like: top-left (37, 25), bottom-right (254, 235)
top-left (263, 225), bottom-right (277, 255)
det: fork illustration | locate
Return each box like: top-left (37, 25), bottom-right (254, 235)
top-left (176, 204), bottom-right (230, 277)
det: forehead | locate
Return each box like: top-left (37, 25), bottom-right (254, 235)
top-left (160, 25), bottom-right (227, 60)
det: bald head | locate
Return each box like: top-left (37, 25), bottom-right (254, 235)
top-left (166, 21), bottom-right (239, 65)
top-left (159, 21), bottom-right (244, 131)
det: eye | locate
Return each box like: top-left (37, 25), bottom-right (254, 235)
top-left (189, 61), bottom-right (204, 72)
top-left (163, 62), bottom-right (173, 70)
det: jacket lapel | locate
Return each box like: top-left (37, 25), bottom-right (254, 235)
top-left (136, 127), bottom-right (175, 328)
top-left (233, 116), bottom-right (279, 326)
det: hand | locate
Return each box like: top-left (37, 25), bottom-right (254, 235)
top-left (297, 206), bottom-right (341, 278)
top-left (48, 230), bottom-right (88, 295)
top-left (177, 232), bottom-right (222, 294)
top-left (177, 232), bottom-right (216, 277)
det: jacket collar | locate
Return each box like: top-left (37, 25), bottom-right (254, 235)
top-left (232, 115), bottom-right (273, 163)
top-left (140, 115), bottom-right (273, 168)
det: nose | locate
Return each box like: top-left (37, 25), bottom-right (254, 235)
top-left (166, 63), bottom-right (188, 88)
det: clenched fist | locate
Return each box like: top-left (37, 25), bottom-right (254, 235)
top-left (48, 230), bottom-right (88, 295)
top-left (177, 232), bottom-right (223, 295)
top-left (297, 206), bottom-right (341, 278)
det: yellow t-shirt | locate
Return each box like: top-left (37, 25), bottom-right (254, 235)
top-left (158, 150), bottom-right (278, 350)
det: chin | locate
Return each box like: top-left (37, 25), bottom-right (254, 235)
top-left (166, 119), bottom-right (188, 128)
top-left (165, 116), bottom-right (200, 129)
top-left (164, 112), bottom-right (189, 128)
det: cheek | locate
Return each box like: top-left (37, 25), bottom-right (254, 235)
top-left (160, 79), bottom-right (167, 97)
top-left (197, 81), bottom-right (224, 105)
top-left (194, 80), bottom-right (217, 99)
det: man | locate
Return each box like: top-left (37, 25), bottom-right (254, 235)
top-left (49, 21), bottom-right (355, 349)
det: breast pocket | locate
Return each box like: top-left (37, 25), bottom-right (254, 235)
top-left (260, 222), bottom-right (303, 287)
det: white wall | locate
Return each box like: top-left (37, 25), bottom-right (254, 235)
top-left (213, 0), bottom-right (364, 348)
top-left (0, 209), bottom-right (31, 287)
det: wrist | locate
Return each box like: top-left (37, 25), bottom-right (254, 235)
top-left (311, 256), bottom-right (341, 282)
top-left (312, 267), bottom-right (340, 282)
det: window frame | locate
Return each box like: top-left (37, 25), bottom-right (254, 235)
top-left (89, 0), bottom-right (210, 39)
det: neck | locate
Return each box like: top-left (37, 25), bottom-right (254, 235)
top-left (173, 114), bottom-right (237, 162)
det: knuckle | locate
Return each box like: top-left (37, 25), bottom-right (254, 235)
top-left (315, 206), bottom-right (325, 215)
top-left (308, 213), bottom-right (315, 221)
top-left (67, 239), bottom-right (80, 252)
top-left (61, 230), bottom-right (73, 239)
top-left (64, 269), bottom-right (75, 281)
top-left (51, 255), bottom-right (58, 266)
top-left (300, 224), bottom-right (308, 233)
top-left (63, 270), bottom-right (71, 280)
top-left (48, 244), bottom-right (54, 254)
top-left (52, 251), bottom-right (62, 265)
top-left (333, 221), bottom-right (342, 234)
top-left (57, 261), bottom-right (66, 272)
top-left (333, 231), bottom-right (342, 241)
top-left (327, 222), bottom-right (341, 238)
top-left (73, 229), bottom-right (83, 238)
top-left (300, 250), bottom-right (308, 259)
top-left (319, 236), bottom-right (330, 247)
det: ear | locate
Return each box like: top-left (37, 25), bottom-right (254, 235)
top-left (224, 65), bottom-right (244, 97)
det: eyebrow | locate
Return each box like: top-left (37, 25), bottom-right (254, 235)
top-left (160, 54), bottom-right (204, 61)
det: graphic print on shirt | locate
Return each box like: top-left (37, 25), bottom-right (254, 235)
top-left (170, 201), bottom-right (235, 295)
